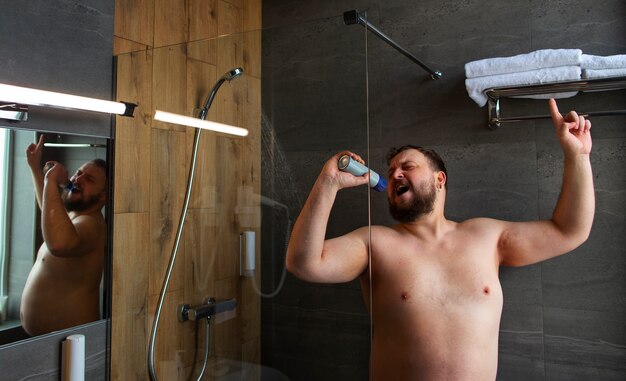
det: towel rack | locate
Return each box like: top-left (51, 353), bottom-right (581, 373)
top-left (485, 76), bottom-right (626, 129)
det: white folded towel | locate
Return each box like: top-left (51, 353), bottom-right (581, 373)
top-left (465, 66), bottom-right (581, 107)
top-left (583, 67), bottom-right (626, 79)
top-left (581, 54), bottom-right (626, 70)
top-left (465, 49), bottom-right (582, 78)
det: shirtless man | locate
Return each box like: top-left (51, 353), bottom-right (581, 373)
top-left (20, 135), bottom-right (107, 336)
top-left (286, 99), bottom-right (594, 380)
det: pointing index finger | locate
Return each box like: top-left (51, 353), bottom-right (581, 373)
top-left (548, 98), bottom-right (562, 124)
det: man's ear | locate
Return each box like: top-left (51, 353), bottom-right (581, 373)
top-left (437, 171), bottom-right (446, 188)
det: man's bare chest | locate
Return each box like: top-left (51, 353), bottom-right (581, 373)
top-left (369, 238), bottom-right (502, 314)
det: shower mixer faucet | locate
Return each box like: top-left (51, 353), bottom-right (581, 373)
top-left (179, 298), bottom-right (237, 322)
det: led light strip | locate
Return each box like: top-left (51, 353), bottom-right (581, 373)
top-left (43, 143), bottom-right (106, 148)
top-left (154, 110), bottom-right (248, 137)
top-left (0, 83), bottom-right (135, 116)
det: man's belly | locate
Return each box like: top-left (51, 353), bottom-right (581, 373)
top-left (21, 262), bottom-right (100, 335)
top-left (369, 285), bottom-right (503, 381)
top-left (21, 284), bottom-right (100, 335)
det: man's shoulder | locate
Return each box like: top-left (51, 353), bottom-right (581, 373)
top-left (344, 225), bottom-right (400, 242)
top-left (369, 224), bottom-right (410, 240)
top-left (456, 217), bottom-right (507, 237)
top-left (370, 224), bottom-right (401, 233)
top-left (70, 211), bottom-right (106, 227)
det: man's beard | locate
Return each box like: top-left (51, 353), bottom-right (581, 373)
top-left (388, 180), bottom-right (437, 223)
top-left (64, 193), bottom-right (102, 212)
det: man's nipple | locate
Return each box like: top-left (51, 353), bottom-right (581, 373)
top-left (483, 286), bottom-right (490, 295)
top-left (401, 292), bottom-right (410, 301)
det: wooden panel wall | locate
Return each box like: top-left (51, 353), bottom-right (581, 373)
top-left (112, 1), bottom-right (261, 379)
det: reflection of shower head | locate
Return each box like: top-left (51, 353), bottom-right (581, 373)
top-left (198, 67), bottom-right (244, 120)
top-left (260, 194), bottom-right (288, 212)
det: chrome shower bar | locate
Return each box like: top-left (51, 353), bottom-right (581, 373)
top-left (344, 10), bottom-right (442, 80)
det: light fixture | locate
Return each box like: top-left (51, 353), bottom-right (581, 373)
top-left (0, 103), bottom-right (28, 121)
top-left (43, 143), bottom-right (106, 148)
top-left (153, 110), bottom-right (248, 137)
top-left (0, 83), bottom-right (136, 121)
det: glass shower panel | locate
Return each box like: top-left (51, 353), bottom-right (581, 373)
top-left (116, 19), bottom-right (369, 381)
top-left (354, 7), bottom-right (448, 378)
top-left (114, 30), bottom-right (264, 381)
top-left (259, 14), bottom-right (371, 380)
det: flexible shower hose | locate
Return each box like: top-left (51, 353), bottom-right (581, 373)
top-left (148, 127), bottom-right (203, 381)
top-left (189, 316), bottom-right (211, 381)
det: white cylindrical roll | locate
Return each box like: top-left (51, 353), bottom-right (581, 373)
top-left (243, 231), bottom-right (255, 275)
top-left (62, 334), bottom-right (85, 381)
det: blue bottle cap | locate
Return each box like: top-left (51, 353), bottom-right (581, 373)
top-left (373, 178), bottom-right (387, 192)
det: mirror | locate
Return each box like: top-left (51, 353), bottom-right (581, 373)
top-left (0, 126), bottom-right (111, 344)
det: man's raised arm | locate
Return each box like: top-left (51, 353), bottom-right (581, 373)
top-left (499, 99), bottom-right (595, 266)
top-left (41, 162), bottom-right (100, 257)
top-left (26, 135), bottom-right (45, 209)
top-left (286, 151), bottom-right (370, 283)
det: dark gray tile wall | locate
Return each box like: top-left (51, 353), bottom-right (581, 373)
top-left (262, 0), bottom-right (626, 380)
top-left (0, 0), bottom-right (115, 138)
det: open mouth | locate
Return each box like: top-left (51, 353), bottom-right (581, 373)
top-left (395, 183), bottom-right (410, 196)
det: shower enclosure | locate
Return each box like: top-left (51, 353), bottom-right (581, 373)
top-left (112, 8), bottom-right (374, 380)
top-left (115, 6), bottom-right (444, 379)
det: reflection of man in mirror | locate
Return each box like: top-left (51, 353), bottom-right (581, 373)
top-left (20, 135), bottom-right (107, 336)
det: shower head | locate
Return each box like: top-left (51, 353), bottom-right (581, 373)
top-left (198, 67), bottom-right (244, 120)
top-left (222, 67), bottom-right (244, 81)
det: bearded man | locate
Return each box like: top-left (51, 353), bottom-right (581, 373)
top-left (21, 135), bottom-right (107, 336)
top-left (286, 99), bottom-right (594, 380)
